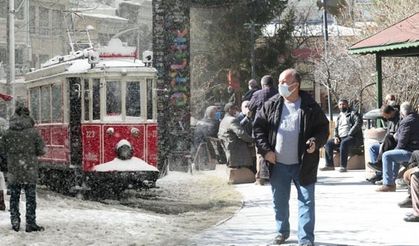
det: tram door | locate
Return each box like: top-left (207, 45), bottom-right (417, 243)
top-left (68, 78), bottom-right (83, 167)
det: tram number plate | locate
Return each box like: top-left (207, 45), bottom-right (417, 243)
top-left (86, 130), bottom-right (96, 138)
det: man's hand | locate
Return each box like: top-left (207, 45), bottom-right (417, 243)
top-left (264, 151), bottom-right (276, 164)
top-left (306, 138), bottom-right (316, 154)
top-left (334, 137), bottom-right (340, 145)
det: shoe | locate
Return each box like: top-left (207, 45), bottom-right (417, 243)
top-left (376, 184), bottom-right (396, 192)
top-left (319, 166), bottom-right (334, 171)
top-left (339, 167), bottom-right (347, 172)
top-left (396, 178), bottom-right (408, 188)
top-left (404, 212), bottom-right (419, 222)
top-left (366, 175), bottom-right (382, 184)
top-left (254, 178), bottom-right (269, 186)
top-left (26, 223), bottom-right (45, 232)
top-left (272, 234), bottom-right (289, 245)
top-left (11, 218), bottom-right (20, 232)
top-left (398, 196), bottom-right (412, 208)
top-left (299, 243), bottom-right (313, 246)
top-left (375, 180), bottom-right (383, 185)
top-left (367, 162), bottom-right (382, 172)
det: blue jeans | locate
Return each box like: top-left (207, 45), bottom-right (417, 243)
top-left (271, 163), bottom-right (315, 244)
top-left (324, 136), bottom-right (356, 168)
top-left (382, 149), bottom-right (412, 185)
top-left (368, 143), bottom-right (382, 176)
top-left (9, 183), bottom-right (37, 225)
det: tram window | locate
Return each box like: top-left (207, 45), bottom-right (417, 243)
top-left (51, 83), bottom-right (63, 122)
top-left (41, 86), bottom-right (51, 123)
top-left (30, 88), bottom-right (40, 123)
top-left (126, 81), bottom-right (141, 117)
top-left (147, 79), bottom-right (153, 119)
top-left (92, 79), bottom-right (100, 120)
top-left (106, 81), bottom-right (121, 115)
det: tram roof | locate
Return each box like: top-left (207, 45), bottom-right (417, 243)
top-left (25, 58), bottom-right (156, 82)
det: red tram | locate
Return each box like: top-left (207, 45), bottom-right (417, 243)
top-left (24, 39), bottom-right (159, 195)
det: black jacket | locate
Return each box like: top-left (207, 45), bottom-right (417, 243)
top-left (395, 112), bottom-right (419, 151)
top-left (247, 87), bottom-right (278, 117)
top-left (242, 88), bottom-right (259, 101)
top-left (253, 91), bottom-right (329, 185)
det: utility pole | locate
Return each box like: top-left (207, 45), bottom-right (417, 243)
top-left (8, 0), bottom-right (16, 117)
top-left (250, 21), bottom-right (256, 80)
top-left (323, 0), bottom-right (333, 122)
top-left (244, 21), bottom-right (259, 80)
top-left (24, 0), bottom-right (31, 70)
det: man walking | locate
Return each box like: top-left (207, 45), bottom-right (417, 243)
top-left (248, 75), bottom-right (278, 185)
top-left (253, 68), bottom-right (329, 245)
top-left (1, 106), bottom-right (45, 232)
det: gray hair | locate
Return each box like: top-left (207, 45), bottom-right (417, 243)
top-left (400, 101), bottom-right (412, 116)
top-left (280, 68), bottom-right (302, 83)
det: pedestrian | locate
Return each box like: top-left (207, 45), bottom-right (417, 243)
top-left (248, 75), bottom-right (278, 185)
top-left (253, 68), bottom-right (329, 246)
top-left (0, 106), bottom-right (45, 232)
top-left (242, 79), bottom-right (259, 101)
top-left (0, 115), bottom-right (7, 211)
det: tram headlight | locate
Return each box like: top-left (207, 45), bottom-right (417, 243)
top-left (106, 127), bottom-right (115, 135)
top-left (131, 127), bottom-right (140, 137)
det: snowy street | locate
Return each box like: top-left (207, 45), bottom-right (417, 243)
top-left (0, 168), bottom-right (241, 246)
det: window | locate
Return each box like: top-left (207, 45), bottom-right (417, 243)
top-left (39, 7), bottom-right (49, 36)
top-left (30, 88), bottom-right (40, 123)
top-left (92, 79), bottom-right (100, 120)
top-left (29, 5), bottom-right (36, 34)
top-left (126, 81), bottom-right (141, 117)
top-left (14, 0), bottom-right (24, 20)
top-left (147, 78), bottom-right (154, 119)
top-left (106, 81), bottom-right (121, 115)
top-left (41, 85), bottom-right (51, 122)
top-left (51, 10), bottom-right (62, 35)
top-left (0, 0), bottom-right (6, 18)
top-left (0, 48), bottom-right (6, 64)
top-left (51, 83), bottom-right (62, 122)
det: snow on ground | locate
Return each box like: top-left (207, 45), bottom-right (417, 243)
top-left (0, 165), bottom-right (241, 246)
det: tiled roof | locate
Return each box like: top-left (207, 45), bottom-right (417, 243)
top-left (349, 12), bottom-right (419, 55)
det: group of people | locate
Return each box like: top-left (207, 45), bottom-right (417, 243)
top-left (0, 106), bottom-right (46, 232)
top-left (366, 99), bottom-right (419, 222)
top-left (318, 92), bottom-right (419, 223)
top-left (195, 68), bottom-right (329, 246)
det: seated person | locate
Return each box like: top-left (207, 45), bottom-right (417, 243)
top-left (367, 105), bottom-right (400, 183)
top-left (398, 150), bottom-right (419, 208)
top-left (376, 102), bottom-right (419, 192)
top-left (404, 168), bottom-right (419, 222)
top-left (193, 106), bottom-right (220, 166)
top-left (218, 103), bottom-right (254, 169)
top-left (193, 106), bottom-right (219, 150)
top-left (321, 99), bottom-right (363, 172)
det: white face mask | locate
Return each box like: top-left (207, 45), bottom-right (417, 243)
top-left (279, 84), bottom-right (294, 98)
